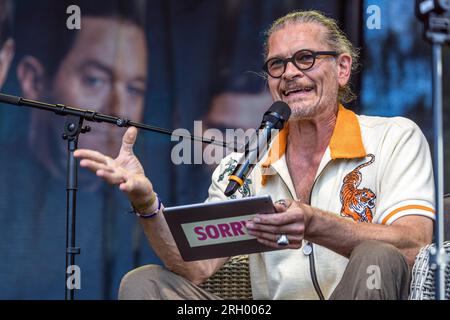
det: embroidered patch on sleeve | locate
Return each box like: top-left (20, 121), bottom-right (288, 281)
top-left (217, 158), bottom-right (252, 198)
top-left (339, 154), bottom-right (376, 223)
top-left (218, 158), bottom-right (238, 183)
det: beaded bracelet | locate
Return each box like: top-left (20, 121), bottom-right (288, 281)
top-left (130, 193), bottom-right (162, 219)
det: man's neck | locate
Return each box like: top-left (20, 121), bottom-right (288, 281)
top-left (287, 108), bottom-right (338, 156)
top-left (284, 106), bottom-right (338, 203)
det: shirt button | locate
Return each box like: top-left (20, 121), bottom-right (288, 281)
top-left (302, 242), bottom-right (312, 256)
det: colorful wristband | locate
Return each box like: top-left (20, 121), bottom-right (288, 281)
top-left (130, 193), bottom-right (162, 219)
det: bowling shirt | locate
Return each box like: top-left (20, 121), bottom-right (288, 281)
top-left (205, 104), bottom-right (435, 299)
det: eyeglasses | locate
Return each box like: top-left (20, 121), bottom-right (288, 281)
top-left (263, 49), bottom-right (339, 78)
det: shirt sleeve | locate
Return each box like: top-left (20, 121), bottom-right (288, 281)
top-left (373, 118), bottom-right (435, 225)
top-left (205, 153), bottom-right (255, 203)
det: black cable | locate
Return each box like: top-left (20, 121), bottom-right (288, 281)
top-left (308, 242), bottom-right (325, 300)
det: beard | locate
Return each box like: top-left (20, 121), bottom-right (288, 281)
top-left (286, 85), bottom-right (339, 121)
top-left (289, 101), bottom-right (320, 120)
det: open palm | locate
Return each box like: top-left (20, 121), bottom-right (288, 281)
top-left (74, 127), bottom-right (153, 204)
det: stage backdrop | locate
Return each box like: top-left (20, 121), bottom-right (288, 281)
top-left (0, 0), bottom-right (447, 299)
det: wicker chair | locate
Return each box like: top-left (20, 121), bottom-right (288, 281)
top-left (409, 194), bottom-right (450, 300)
top-left (409, 241), bottom-right (450, 299)
top-left (200, 255), bottom-right (253, 300)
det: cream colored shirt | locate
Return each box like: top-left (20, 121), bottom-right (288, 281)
top-left (206, 105), bottom-right (435, 299)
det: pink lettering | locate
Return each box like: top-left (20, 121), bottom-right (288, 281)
top-left (217, 223), bottom-right (232, 238)
top-left (193, 221), bottom-right (251, 241)
top-left (194, 226), bottom-right (207, 241)
top-left (205, 225), bottom-right (220, 239)
top-left (230, 221), bottom-right (246, 236)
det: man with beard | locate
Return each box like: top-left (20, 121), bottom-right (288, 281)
top-left (75, 10), bottom-right (434, 300)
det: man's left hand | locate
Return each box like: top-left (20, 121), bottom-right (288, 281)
top-left (245, 199), bottom-right (312, 249)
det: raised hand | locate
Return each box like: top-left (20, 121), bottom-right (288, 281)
top-left (74, 127), bottom-right (154, 207)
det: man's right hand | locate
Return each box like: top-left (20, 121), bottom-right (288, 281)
top-left (74, 126), bottom-right (155, 210)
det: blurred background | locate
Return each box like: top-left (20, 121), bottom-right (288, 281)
top-left (0, 0), bottom-right (448, 299)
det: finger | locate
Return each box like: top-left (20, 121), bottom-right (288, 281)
top-left (79, 159), bottom-right (114, 173)
top-left (255, 237), bottom-right (301, 250)
top-left (287, 200), bottom-right (301, 209)
top-left (96, 169), bottom-right (126, 185)
top-left (253, 212), bottom-right (301, 226)
top-left (274, 199), bottom-right (293, 210)
top-left (273, 202), bottom-right (288, 213)
top-left (119, 127), bottom-right (138, 155)
top-left (246, 221), bottom-right (304, 236)
top-left (248, 229), bottom-right (303, 246)
top-left (119, 178), bottom-right (135, 193)
top-left (74, 149), bottom-right (109, 164)
top-left (248, 229), bottom-right (303, 243)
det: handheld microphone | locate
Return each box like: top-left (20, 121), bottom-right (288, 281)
top-left (224, 101), bottom-right (291, 197)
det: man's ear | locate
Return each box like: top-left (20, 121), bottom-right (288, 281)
top-left (337, 53), bottom-right (352, 88)
top-left (0, 38), bottom-right (15, 88)
top-left (17, 55), bottom-right (47, 100)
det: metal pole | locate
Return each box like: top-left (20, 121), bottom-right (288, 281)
top-left (432, 42), bottom-right (446, 300)
top-left (64, 118), bottom-right (82, 300)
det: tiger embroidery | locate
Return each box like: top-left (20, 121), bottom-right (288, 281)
top-left (340, 154), bottom-right (376, 223)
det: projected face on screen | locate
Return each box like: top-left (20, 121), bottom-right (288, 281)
top-left (201, 91), bottom-right (273, 171)
top-left (17, 16), bottom-right (148, 179)
top-left (205, 92), bottom-right (273, 132)
top-left (0, 39), bottom-right (13, 89)
top-left (50, 17), bottom-right (147, 154)
top-left (0, 0), bottom-right (13, 89)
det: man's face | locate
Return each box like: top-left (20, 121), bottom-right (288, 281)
top-left (266, 23), bottom-right (344, 120)
top-left (50, 17), bottom-right (147, 155)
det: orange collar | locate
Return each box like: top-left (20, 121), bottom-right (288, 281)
top-left (261, 104), bottom-right (367, 185)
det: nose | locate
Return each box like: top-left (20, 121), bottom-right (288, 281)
top-left (282, 60), bottom-right (304, 81)
top-left (103, 83), bottom-right (129, 154)
top-left (110, 82), bottom-right (128, 118)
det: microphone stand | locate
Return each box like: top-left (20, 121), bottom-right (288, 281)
top-left (431, 40), bottom-right (448, 301)
top-left (416, 2), bottom-right (450, 300)
top-left (63, 115), bottom-right (86, 300)
top-left (0, 93), bottom-right (238, 300)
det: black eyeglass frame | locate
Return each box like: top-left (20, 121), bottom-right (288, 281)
top-left (263, 49), bottom-right (339, 78)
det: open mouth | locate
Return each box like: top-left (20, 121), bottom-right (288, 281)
top-left (282, 87), bottom-right (314, 97)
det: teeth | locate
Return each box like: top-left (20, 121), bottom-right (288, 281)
top-left (284, 87), bottom-right (313, 96)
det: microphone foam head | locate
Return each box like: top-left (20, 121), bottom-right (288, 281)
top-left (270, 101), bottom-right (291, 120)
top-left (263, 101), bottom-right (291, 129)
